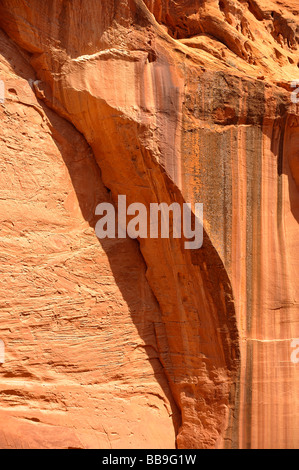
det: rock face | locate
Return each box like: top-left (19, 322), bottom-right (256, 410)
top-left (0, 0), bottom-right (298, 449)
top-left (0, 28), bottom-right (180, 449)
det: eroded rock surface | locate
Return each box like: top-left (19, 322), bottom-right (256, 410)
top-left (0, 0), bottom-right (298, 449)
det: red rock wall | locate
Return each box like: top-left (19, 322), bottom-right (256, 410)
top-left (0, 27), bottom-right (179, 449)
top-left (0, 0), bottom-right (298, 449)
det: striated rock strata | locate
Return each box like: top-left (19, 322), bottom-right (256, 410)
top-left (0, 0), bottom-right (298, 449)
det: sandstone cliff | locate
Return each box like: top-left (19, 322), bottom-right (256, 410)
top-left (0, 0), bottom-right (298, 449)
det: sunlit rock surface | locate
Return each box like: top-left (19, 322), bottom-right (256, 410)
top-left (0, 0), bottom-right (298, 449)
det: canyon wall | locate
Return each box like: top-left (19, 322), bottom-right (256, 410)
top-left (0, 0), bottom-right (298, 448)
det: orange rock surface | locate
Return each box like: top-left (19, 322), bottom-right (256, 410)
top-left (0, 0), bottom-right (298, 449)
